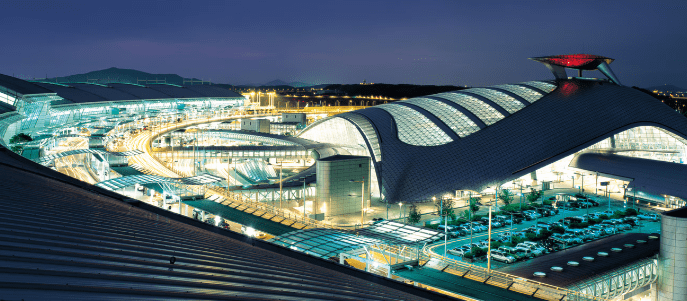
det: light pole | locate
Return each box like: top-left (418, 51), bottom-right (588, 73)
top-left (350, 178), bottom-right (365, 226)
top-left (399, 202), bottom-right (403, 221)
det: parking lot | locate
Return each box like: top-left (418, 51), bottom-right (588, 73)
top-left (427, 195), bottom-right (662, 270)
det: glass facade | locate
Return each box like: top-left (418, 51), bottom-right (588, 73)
top-left (492, 84), bottom-right (544, 103)
top-left (588, 126), bottom-right (687, 163)
top-left (433, 92), bottom-right (505, 125)
top-left (461, 88), bottom-right (526, 114)
top-left (341, 113), bottom-right (382, 162)
top-left (404, 97), bottom-right (480, 138)
top-left (376, 103), bottom-right (453, 146)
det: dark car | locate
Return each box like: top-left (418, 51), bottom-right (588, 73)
top-left (512, 212), bottom-right (533, 221)
top-left (586, 199), bottom-right (600, 206)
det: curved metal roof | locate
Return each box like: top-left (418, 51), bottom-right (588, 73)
top-left (0, 146), bottom-right (446, 300)
top-left (301, 79), bottom-right (687, 202)
top-left (0, 73), bottom-right (54, 95)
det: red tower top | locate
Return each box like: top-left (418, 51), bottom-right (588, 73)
top-left (530, 54), bottom-right (614, 70)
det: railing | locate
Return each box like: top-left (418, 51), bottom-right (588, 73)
top-left (205, 186), bottom-right (340, 230)
top-left (420, 245), bottom-right (607, 301)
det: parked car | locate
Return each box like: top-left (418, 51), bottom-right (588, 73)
top-left (498, 246), bottom-right (526, 260)
top-left (490, 250), bottom-right (516, 264)
top-left (470, 222), bottom-right (488, 232)
top-left (623, 216), bottom-right (640, 226)
top-left (448, 246), bottom-right (471, 256)
top-left (589, 224), bottom-right (616, 235)
top-left (551, 233), bottom-right (583, 245)
top-left (637, 213), bottom-right (660, 221)
top-left (584, 228), bottom-right (601, 239)
top-left (565, 228), bottom-right (593, 241)
top-left (515, 243), bottom-right (543, 257)
top-left (587, 199), bottom-right (600, 206)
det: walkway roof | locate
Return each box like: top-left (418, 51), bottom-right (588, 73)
top-left (95, 173), bottom-right (224, 190)
top-left (269, 221), bottom-right (443, 259)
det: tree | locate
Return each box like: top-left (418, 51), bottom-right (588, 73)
top-left (498, 189), bottom-right (514, 206)
top-left (9, 133), bottom-right (32, 144)
top-left (526, 189), bottom-right (543, 204)
top-left (407, 205), bottom-right (421, 224)
top-left (434, 198), bottom-right (456, 221)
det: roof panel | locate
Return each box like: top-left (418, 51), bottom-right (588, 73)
top-left (69, 83), bottom-right (140, 101)
top-left (32, 82), bottom-right (110, 103)
top-left (461, 88), bottom-right (526, 114)
top-left (433, 92), bottom-right (505, 126)
top-left (377, 103), bottom-right (453, 146)
top-left (0, 74), bottom-right (54, 95)
top-left (491, 84), bottom-right (544, 103)
top-left (521, 81), bottom-right (557, 93)
top-left (107, 83), bottom-right (173, 99)
top-left (403, 98), bottom-right (480, 138)
top-left (146, 84), bottom-right (203, 98)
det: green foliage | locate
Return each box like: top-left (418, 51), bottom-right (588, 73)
top-left (434, 198), bottom-right (456, 221)
top-left (424, 223), bottom-right (439, 230)
top-left (9, 133), bottom-right (32, 144)
top-left (526, 189), bottom-right (543, 204)
top-left (491, 241), bottom-right (503, 250)
top-left (498, 189), bottom-right (514, 206)
top-left (500, 203), bottom-right (534, 212)
top-left (543, 200), bottom-right (553, 206)
top-left (468, 197), bottom-right (480, 214)
top-left (525, 232), bottom-right (538, 241)
top-left (551, 226), bottom-right (566, 234)
top-left (590, 218), bottom-right (603, 225)
top-left (569, 222), bottom-right (590, 229)
top-left (625, 208), bottom-right (638, 216)
top-left (10, 145), bottom-right (23, 154)
top-left (407, 205), bottom-right (422, 224)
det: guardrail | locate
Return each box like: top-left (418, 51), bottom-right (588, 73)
top-left (420, 245), bottom-right (607, 301)
top-left (205, 186), bottom-right (340, 230)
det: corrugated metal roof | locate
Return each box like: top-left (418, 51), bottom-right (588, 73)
top-left (0, 73), bottom-right (54, 95)
top-left (0, 145), bottom-right (449, 301)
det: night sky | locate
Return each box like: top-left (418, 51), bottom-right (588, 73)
top-left (3, 0), bottom-right (686, 88)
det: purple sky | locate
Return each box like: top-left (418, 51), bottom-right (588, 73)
top-left (3, 0), bottom-right (686, 87)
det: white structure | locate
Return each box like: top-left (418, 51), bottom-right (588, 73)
top-left (316, 155), bottom-right (370, 217)
top-left (241, 119), bottom-right (270, 133)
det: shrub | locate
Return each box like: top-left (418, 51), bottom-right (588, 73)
top-left (625, 208), bottom-right (638, 216)
top-left (543, 200), bottom-right (553, 206)
top-left (569, 222), bottom-right (589, 229)
top-left (551, 226), bottom-right (566, 234)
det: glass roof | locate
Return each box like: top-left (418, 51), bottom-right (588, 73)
top-left (461, 88), bottom-right (526, 114)
top-left (269, 221), bottom-right (443, 259)
top-left (95, 173), bottom-right (223, 190)
top-left (521, 81), bottom-right (557, 93)
top-left (37, 149), bottom-right (143, 164)
top-left (434, 92), bottom-right (505, 126)
top-left (491, 84), bottom-right (543, 103)
top-left (376, 103), bottom-right (453, 146)
top-left (404, 97), bottom-right (480, 138)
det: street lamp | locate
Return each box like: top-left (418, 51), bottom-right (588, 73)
top-left (399, 202), bottom-right (403, 220)
top-left (350, 178), bottom-right (365, 226)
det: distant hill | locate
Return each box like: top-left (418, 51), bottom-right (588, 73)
top-left (261, 79), bottom-right (289, 86)
top-left (645, 84), bottom-right (686, 92)
top-left (43, 67), bottom-right (208, 86)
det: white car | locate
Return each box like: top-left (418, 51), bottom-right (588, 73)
top-left (490, 250), bottom-right (516, 264)
top-left (448, 246), bottom-right (471, 256)
top-left (637, 213), bottom-right (660, 221)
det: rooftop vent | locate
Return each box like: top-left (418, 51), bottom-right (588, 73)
top-left (637, 240), bottom-right (647, 244)
top-left (624, 244), bottom-right (635, 249)
top-left (648, 236), bottom-right (659, 240)
top-left (611, 248), bottom-right (623, 252)
top-left (597, 252), bottom-right (609, 257)
top-left (583, 256), bottom-right (595, 262)
top-left (568, 261), bottom-right (580, 266)
top-left (551, 266), bottom-right (564, 272)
